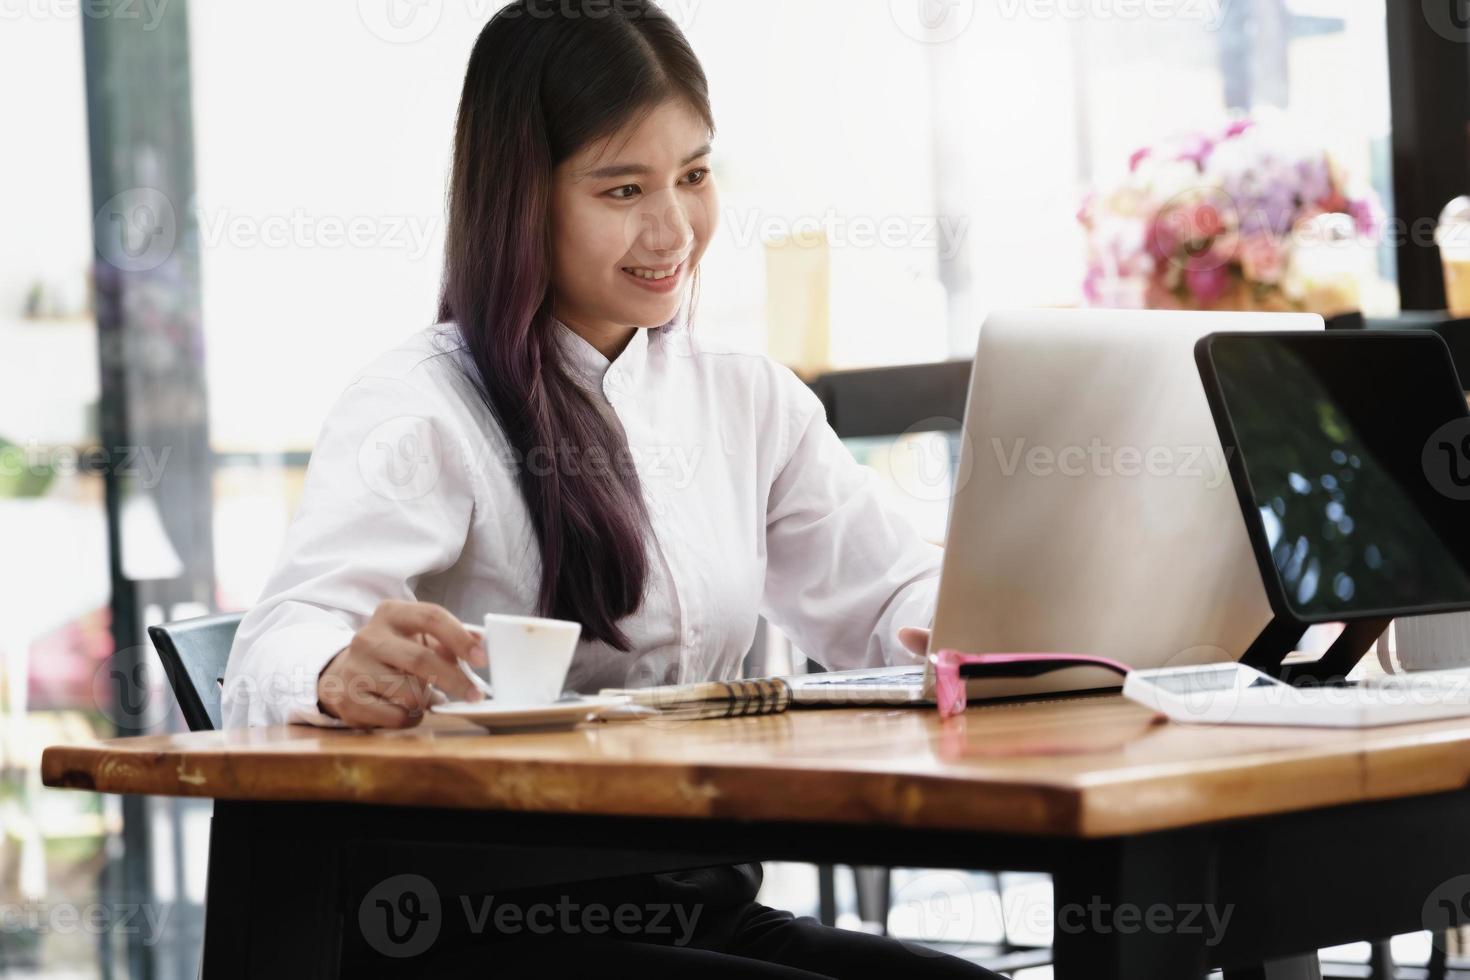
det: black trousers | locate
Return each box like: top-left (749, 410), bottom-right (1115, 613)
top-left (352, 862), bottom-right (1004, 978)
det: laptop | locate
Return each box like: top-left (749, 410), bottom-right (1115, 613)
top-left (784, 308), bottom-right (1324, 707)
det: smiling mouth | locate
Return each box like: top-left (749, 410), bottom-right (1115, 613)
top-left (620, 263), bottom-right (683, 281)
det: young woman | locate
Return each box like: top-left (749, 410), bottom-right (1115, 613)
top-left (223, 2), bottom-right (996, 975)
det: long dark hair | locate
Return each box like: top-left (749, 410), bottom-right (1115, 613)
top-left (437, 0), bottom-right (713, 651)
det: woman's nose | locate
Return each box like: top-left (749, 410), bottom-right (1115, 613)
top-left (632, 192), bottom-right (695, 256)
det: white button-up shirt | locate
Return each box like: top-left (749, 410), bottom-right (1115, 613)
top-left (221, 314), bottom-right (941, 728)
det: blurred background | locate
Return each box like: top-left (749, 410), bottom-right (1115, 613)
top-left (5, 0), bottom-right (1455, 975)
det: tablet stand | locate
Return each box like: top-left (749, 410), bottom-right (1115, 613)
top-left (1240, 616), bottom-right (1394, 683)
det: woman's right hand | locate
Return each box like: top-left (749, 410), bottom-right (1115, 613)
top-left (316, 600), bottom-right (487, 728)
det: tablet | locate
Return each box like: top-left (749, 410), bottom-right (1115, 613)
top-left (1195, 330), bottom-right (1470, 625)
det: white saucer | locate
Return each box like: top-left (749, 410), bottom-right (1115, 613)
top-left (431, 695), bottom-right (630, 733)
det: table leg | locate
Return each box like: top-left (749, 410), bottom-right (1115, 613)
top-left (1051, 833), bottom-right (1215, 980)
top-left (817, 864), bottom-right (838, 926)
top-left (853, 866), bottom-right (892, 935)
top-left (200, 801), bottom-right (345, 979)
top-left (1223, 955), bottom-right (1323, 980)
top-left (1369, 939), bottom-right (1396, 980)
top-left (1428, 938), bottom-right (1449, 980)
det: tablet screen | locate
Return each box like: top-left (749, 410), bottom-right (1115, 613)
top-left (1202, 331), bottom-right (1470, 621)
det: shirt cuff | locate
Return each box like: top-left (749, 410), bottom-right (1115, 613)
top-left (227, 622), bottom-right (356, 728)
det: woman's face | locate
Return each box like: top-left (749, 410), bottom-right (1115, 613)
top-left (550, 99), bottom-right (717, 338)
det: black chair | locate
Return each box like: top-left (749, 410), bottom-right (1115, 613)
top-left (147, 612), bottom-right (243, 732)
top-left (146, 613), bottom-right (243, 980)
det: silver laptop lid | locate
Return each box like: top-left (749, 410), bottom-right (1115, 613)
top-left (924, 308), bottom-right (1324, 701)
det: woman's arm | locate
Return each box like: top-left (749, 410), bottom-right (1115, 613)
top-left (759, 369), bottom-right (942, 672)
top-left (221, 371), bottom-right (478, 728)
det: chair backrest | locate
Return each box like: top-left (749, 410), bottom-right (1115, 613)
top-left (147, 612), bottom-right (243, 732)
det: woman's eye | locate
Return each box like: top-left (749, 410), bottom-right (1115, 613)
top-left (685, 168), bottom-right (710, 185)
top-left (608, 185), bottom-right (640, 200)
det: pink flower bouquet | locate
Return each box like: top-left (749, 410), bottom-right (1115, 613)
top-left (1079, 117), bottom-right (1384, 314)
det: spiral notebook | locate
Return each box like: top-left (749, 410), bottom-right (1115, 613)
top-left (597, 677), bottom-right (794, 719)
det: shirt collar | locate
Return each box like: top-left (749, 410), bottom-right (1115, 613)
top-left (552, 310), bottom-right (678, 394)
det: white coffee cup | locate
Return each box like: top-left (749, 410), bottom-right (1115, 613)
top-left (463, 613), bottom-right (581, 706)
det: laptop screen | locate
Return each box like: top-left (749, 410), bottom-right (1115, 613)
top-left (1200, 331), bottom-right (1470, 621)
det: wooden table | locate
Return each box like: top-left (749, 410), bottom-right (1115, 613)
top-left (40, 695), bottom-right (1470, 978)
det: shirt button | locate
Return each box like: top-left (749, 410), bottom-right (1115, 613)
top-left (684, 626), bottom-right (699, 644)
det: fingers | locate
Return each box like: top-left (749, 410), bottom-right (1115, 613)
top-left (320, 601), bottom-right (492, 730)
top-left (319, 675), bottom-right (422, 730)
top-left (420, 633), bottom-right (490, 699)
top-left (374, 666), bottom-right (436, 717)
top-left (380, 600), bottom-right (486, 668)
top-left (898, 626), bottom-right (931, 656)
top-left (375, 631), bottom-right (483, 704)
top-left (346, 693), bottom-right (420, 730)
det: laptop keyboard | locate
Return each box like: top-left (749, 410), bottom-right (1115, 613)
top-left (801, 669), bottom-right (924, 687)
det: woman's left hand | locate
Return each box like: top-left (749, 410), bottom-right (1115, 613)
top-left (898, 626), bottom-right (930, 657)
